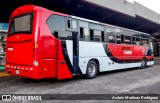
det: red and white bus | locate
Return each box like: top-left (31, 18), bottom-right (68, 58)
top-left (5, 5), bottom-right (154, 79)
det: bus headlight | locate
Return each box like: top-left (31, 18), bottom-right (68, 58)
top-left (33, 60), bottom-right (39, 66)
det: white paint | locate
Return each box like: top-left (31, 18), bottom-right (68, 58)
top-left (8, 48), bottom-right (13, 51)
top-left (123, 50), bottom-right (132, 54)
top-left (66, 40), bottom-right (154, 74)
top-left (147, 61), bottom-right (154, 66)
top-left (79, 41), bottom-right (106, 57)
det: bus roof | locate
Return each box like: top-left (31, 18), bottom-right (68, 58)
top-left (12, 5), bottom-right (150, 36)
top-left (71, 15), bottom-right (150, 36)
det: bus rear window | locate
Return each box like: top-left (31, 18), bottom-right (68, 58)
top-left (9, 13), bottom-right (33, 36)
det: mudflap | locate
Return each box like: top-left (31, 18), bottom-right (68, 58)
top-left (57, 41), bottom-right (72, 80)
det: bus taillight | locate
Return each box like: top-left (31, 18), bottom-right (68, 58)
top-left (35, 43), bottom-right (38, 49)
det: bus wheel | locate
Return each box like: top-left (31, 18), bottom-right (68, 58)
top-left (86, 60), bottom-right (98, 79)
top-left (140, 58), bottom-right (146, 69)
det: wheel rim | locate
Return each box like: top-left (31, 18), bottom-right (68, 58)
top-left (141, 59), bottom-right (145, 68)
top-left (88, 64), bottom-right (96, 76)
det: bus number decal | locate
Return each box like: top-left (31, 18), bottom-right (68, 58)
top-left (122, 47), bottom-right (132, 55)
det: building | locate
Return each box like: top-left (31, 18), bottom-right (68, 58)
top-left (0, 23), bottom-right (8, 65)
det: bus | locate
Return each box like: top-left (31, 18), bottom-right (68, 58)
top-left (5, 5), bottom-right (154, 79)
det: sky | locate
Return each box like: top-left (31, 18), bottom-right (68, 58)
top-left (127, 0), bottom-right (160, 14)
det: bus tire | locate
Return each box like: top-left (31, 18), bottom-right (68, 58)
top-left (140, 58), bottom-right (146, 69)
top-left (86, 60), bottom-right (98, 79)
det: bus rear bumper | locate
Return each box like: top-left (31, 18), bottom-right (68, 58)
top-left (5, 64), bottom-right (41, 79)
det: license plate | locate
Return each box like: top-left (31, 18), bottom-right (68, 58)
top-left (16, 70), bottom-right (20, 74)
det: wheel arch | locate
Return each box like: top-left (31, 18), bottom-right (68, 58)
top-left (142, 57), bottom-right (146, 60)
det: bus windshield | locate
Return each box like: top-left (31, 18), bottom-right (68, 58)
top-left (9, 13), bottom-right (33, 36)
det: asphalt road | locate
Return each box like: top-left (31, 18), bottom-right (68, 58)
top-left (0, 65), bottom-right (160, 103)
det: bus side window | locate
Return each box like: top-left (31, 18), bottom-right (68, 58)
top-left (106, 27), bottom-right (116, 43)
top-left (108, 35), bottom-right (115, 43)
top-left (125, 36), bottom-right (131, 44)
top-left (115, 28), bottom-right (121, 44)
top-left (132, 37), bottom-right (136, 45)
top-left (67, 19), bottom-right (77, 29)
top-left (116, 36), bottom-right (121, 44)
top-left (142, 38), bottom-right (149, 46)
top-left (80, 27), bottom-right (84, 39)
top-left (67, 20), bottom-right (72, 28)
top-left (79, 27), bottom-right (89, 41)
top-left (94, 30), bottom-right (103, 42)
top-left (79, 20), bottom-right (90, 41)
top-left (90, 29), bottom-right (94, 41)
top-left (101, 31), bottom-right (104, 42)
top-left (136, 37), bottom-right (141, 45)
top-left (121, 35), bottom-right (125, 43)
top-left (47, 15), bottom-right (66, 35)
top-left (56, 31), bottom-right (72, 40)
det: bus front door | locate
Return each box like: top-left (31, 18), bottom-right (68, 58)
top-left (72, 32), bottom-right (79, 76)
